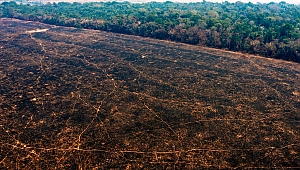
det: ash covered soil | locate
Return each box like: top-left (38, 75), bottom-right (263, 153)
top-left (0, 18), bottom-right (299, 169)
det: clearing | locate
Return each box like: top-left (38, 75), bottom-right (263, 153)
top-left (0, 18), bottom-right (299, 169)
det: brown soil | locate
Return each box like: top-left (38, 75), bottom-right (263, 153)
top-left (0, 18), bottom-right (299, 169)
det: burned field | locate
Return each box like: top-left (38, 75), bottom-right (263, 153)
top-left (0, 18), bottom-right (299, 169)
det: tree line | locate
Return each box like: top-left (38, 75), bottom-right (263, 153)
top-left (1, 1), bottom-right (300, 63)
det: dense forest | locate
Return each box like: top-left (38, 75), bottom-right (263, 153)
top-left (1, 1), bottom-right (300, 62)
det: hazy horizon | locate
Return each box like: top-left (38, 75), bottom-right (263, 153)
top-left (38, 0), bottom-right (300, 5)
top-left (151, 0), bottom-right (299, 4)
top-left (193, 0), bottom-right (299, 4)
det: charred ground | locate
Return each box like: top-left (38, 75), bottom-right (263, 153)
top-left (0, 19), bottom-right (299, 169)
